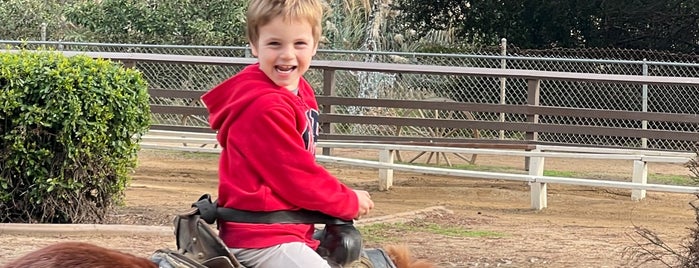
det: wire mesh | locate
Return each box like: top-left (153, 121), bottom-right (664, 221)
top-left (3, 41), bottom-right (698, 150)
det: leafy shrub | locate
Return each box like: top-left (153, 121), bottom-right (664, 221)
top-left (0, 49), bottom-right (151, 223)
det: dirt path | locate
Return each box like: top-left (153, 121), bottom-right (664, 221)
top-left (1, 149), bottom-right (697, 267)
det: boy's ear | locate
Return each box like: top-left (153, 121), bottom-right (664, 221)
top-left (249, 43), bottom-right (259, 57)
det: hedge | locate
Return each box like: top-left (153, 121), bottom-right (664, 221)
top-left (0, 49), bottom-right (151, 223)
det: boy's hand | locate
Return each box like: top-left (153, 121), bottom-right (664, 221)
top-left (353, 190), bottom-right (374, 220)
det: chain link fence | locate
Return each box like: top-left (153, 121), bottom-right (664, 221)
top-left (3, 40), bottom-right (698, 151)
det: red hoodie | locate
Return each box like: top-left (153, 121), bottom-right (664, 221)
top-left (201, 64), bottom-right (359, 250)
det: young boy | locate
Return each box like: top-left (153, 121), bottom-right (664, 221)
top-left (201, 0), bottom-right (374, 267)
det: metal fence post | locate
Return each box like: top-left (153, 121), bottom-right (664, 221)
top-left (499, 38), bottom-right (507, 140)
top-left (642, 59), bottom-right (648, 148)
top-left (41, 23), bottom-right (47, 41)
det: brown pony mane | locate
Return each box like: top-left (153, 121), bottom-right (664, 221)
top-left (384, 244), bottom-right (436, 268)
top-left (2, 241), bottom-right (157, 268)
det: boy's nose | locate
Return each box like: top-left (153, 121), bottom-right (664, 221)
top-left (280, 46), bottom-right (294, 59)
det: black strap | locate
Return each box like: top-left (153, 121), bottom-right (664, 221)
top-left (216, 207), bottom-right (353, 225)
top-left (191, 194), bottom-right (353, 225)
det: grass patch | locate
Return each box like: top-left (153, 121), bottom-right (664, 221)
top-left (649, 173), bottom-right (697, 186)
top-left (358, 223), bottom-right (402, 243)
top-left (543, 169), bottom-right (697, 186)
top-left (399, 161), bottom-right (597, 179)
top-left (399, 161), bottom-right (698, 187)
top-left (420, 223), bottom-right (504, 237)
top-left (544, 170), bottom-right (578, 177)
top-left (358, 222), bottom-right (505, 243)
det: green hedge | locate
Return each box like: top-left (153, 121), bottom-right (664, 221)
top-left (0, 50), bottom-right (151, 223)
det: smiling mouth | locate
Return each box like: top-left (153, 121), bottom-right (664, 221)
top-left (276, 65), bottom-right (297, 73)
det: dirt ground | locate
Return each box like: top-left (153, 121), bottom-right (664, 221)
top-left (2, 148), bottom-right (699, 268)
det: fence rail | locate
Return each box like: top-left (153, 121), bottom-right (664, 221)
top-left (139, 130), bottom-right (698, 210)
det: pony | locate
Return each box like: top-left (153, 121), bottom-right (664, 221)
top-left (3, 241), bottom-right (433, 268)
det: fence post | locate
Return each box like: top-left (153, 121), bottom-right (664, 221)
top-left (378, 149), bottom-right (395, 191)
top-left (641, 59), bottom-right (648, 149)
top-left (528, 150), bottom-right (547, 210)
top-left (321, 69), bottom-right (336, 156)
top-left (631, 160), bottom-right (648, 200)
top-left (244, 45), bottom-right (251, 58)
top-left (41, 23), bottom-right (47, 41)
top-left (526, 79), bottom-right (540, 142)
top-left (524, 79), bottom-right (541, 169)
top-left (499, 38), bottom-right (508, 140)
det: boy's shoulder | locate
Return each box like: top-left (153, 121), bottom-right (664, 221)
top-left (247, 91), bottom-right (298, 110)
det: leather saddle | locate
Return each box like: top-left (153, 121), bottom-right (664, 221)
top-left (170, 205), bottom-right (243, 268)
top-left (154, 194), bottom-right (367, 268)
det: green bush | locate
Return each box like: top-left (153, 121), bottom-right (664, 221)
top-left (0, 49), bottom-right (151, 223)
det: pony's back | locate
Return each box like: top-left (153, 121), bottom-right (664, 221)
top-left (3, 241), bottom-right (156, 268)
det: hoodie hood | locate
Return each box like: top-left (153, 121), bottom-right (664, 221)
top-left (201, 64), bottom-right (289, 146)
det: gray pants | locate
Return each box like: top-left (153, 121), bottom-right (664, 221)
top-left (230, 242), bottom-right (332, 268)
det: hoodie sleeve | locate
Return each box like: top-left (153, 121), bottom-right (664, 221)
top-left (230, 94), bottom-right (359, 220)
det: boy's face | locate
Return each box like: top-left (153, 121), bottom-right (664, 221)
top-left (251, 17), bottom-right (318, 91)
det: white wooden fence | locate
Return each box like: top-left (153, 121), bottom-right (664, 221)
top-left (139, 130), bottom-right (698, 210)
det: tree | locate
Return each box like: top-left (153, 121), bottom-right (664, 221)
top-left (0, 0), bottom-right (69, 41)
top-left (64, 0), bottom-right (248, 45)
top-left (592, 0), bottom-right (699, 53)
top-left (392, 0), bottom-right (698, 53)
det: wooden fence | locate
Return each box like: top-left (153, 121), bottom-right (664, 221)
top-left (49, 51), bottom-right (699, 151)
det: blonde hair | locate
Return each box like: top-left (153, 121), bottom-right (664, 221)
top-left (246, 0), bottom-right (324, 47)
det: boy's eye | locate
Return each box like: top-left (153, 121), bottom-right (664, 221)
top-left (267, 42), bottom-right (280, 46)
top-left (295, 41), bottom-right (308, 46)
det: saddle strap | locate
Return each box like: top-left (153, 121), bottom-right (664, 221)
top-left (192, 193), bottom-right (353, 225)
top-left (216, 207), bottom-right (354, 225)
